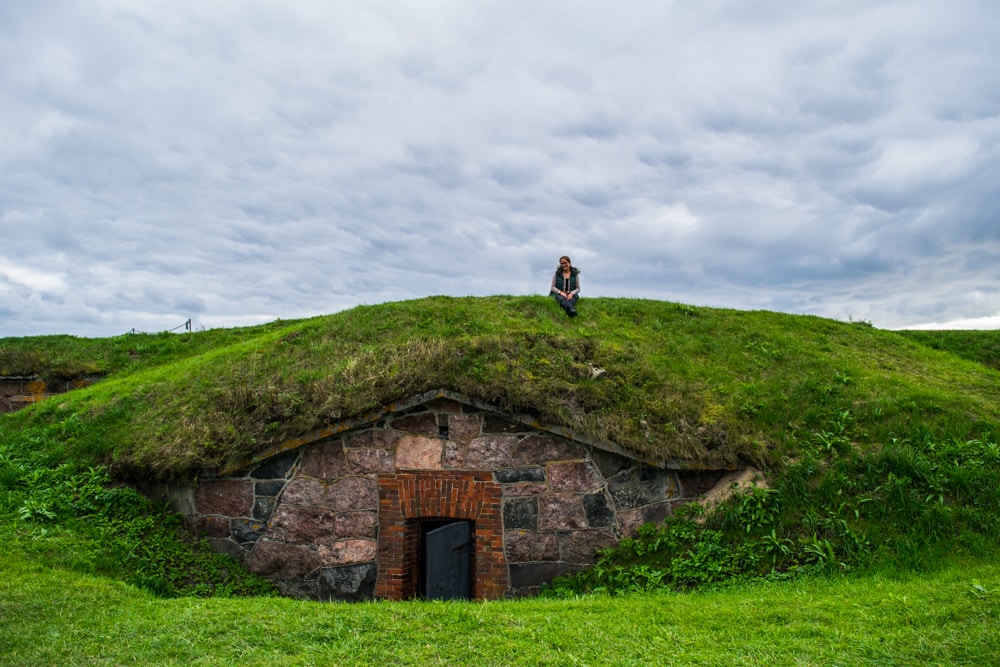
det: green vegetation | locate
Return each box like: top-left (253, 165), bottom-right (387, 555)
top-left (2, 550), bottom-right (997, 665)
top-left (898, 328), bottom-right (1000, 371)
top-left (2, 296), bottom-right (999, 664)
top-left (3, 297), bottom-right (998, 481)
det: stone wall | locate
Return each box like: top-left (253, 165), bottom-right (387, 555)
top-left (176, 398), bottom-right (724, 601)
top-left (0, 376), bottom-right (95, 413)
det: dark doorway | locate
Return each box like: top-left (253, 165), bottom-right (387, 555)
top-left (421, 520), bottom-right (472, 600)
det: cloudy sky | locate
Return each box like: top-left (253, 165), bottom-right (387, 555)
top-left (2, 1), bottom-right (998, 337)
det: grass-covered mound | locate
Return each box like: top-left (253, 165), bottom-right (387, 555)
top-left (2, 296), bottom-right (999, 596)
top-left (3, 296), bottom-right (998, 480)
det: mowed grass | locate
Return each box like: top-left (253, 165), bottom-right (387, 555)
top-left (1, 548), bottom-right (997, 667)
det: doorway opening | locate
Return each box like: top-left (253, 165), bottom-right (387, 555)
top-left (376, 471), bottom-right (508, 600)
top-left (420, 519), bottom-right (473, 600)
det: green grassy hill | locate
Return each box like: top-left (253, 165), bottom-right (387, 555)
top-left (3, 296), bottom-right (998, 480)
top-left (1, 296), bottom-right (999, 596)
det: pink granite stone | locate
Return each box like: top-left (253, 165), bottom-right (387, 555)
top-left (465, 434), bottom-right (518, 469)
top-left (327, 477), bottom-right (379, 511)
top-left (317, 539), bottom-right (378, 565)
top-left (344, 428), bottom-right (397, 450)
top-left (501, 482), bottom-right (548, 497)
top-left (267, 504), bottom-right (338, 543)
top-left (245, 539), bottom-right (320, 578)
top-left (504, 530), bottom-right (559, 562)
top-left (334, 511), bottom-right (378, 539)
top-left (346, 447), bottom-right (395, 474)
top-left (559, 528), bottom-right (619, 564)
top-left (537, 493), bottom-right (588, 531)
top-left (195, 479), bottom-right (254, 517)
top-left (392, 412), bottom-right (438, 438)
top-left (443, 439), bottom-right (466, 469)
top-left (395, 434), bottom-right (444, 470)
top-left (280, 478), bottom-right (326, 507)
top-left (448, 413), bottom-right (483, 441)
top-left (547, 461), bottom-right (603, 493)
top-left (299, 441), bottom-right (350, 479)
top-left (511, 434), bottom-right (585, 466)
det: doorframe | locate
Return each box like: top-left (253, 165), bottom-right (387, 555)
top-left (376, 471), bottom-right (509, 600)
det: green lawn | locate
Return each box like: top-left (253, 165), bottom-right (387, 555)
top-left (2, 551), bottom-right (997, 666)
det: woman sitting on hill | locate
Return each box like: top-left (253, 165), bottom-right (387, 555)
top-left (550, 255), bottom-right (580, 317)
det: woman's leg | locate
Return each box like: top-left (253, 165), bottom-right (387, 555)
top-left (553, 293), bottom-right (578, 316)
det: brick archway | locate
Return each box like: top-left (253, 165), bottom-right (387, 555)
top-left (376, 471), bottom-right (508, 600)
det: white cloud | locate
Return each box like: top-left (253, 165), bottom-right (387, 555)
top-left (1, 1), bottom-right (998, 336)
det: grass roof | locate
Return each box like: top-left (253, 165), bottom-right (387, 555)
top-left (2, 296), bottom-right (998, 480)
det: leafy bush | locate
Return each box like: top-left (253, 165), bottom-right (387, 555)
top-left (0, 420), bottom-right (276, 598)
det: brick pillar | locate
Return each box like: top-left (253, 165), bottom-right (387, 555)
top-left (376, 471), bottom-right (508, 600)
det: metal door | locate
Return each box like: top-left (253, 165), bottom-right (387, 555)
top-left (424, 520), bottom-right (472, 600)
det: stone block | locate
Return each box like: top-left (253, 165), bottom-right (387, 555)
top-left (344, 428), bottom-right (396, 450)
top-left (268, 504), bottom-right (339, 543)
top-left (504, 530), bottom-right (559, 562)
top-left (589, 449), bottom-right (634, 479)
top-left (495, 466), bottom-right (546, 484)
top-left (502, 482), bottom-right (548, 497)
top-left (511, 434), bottom-right (585, 466)
top-left (318, 539), bottom-right (377, 565)
top-left (583, 492), bottom-right (615, 528)
top-left (537, 493), bottom-right (588, 531)
top-left (252, 451), bottom-right (299, 480)
top-left (280, 476), bottom-right (378, 511)
top-left (395, 435), bottom-right (444, 470)
top-left (677, 470), bottom-right (727, 498)
top-left (207, 537), bottom-right (247, 561)
top-left (466, 434), bottom-right (518, 469)
top-left (482, 413), bottom-right (524, 434)
top-left (559, 528), bottom-right (619, 564)
top-left (392, 412), bottom-right (439, 438)
top-left (318, 563), bottom-right (377, 601)
top-left (189, 515), bottom-right (231, 539)
top-left (448, 413), bottom-right (483, 441)
top-left (503, 497), bottom-right (538, 530)
top-left (246, 539), bottom-right (321, 578)
top-left (255, 480), bottom-right (285, 497)
top-left (346, 447), bottom-right (395, 474)
top-left (327, 477), bottom-right (379, 511)
top-left (231, 518), bottom-right (268, 544)
top-left (618, 501), bottom-right (674, 537)
top-left (607, 467), bottom-right (679, 511)
top-left (253, 496), bottom-right (276, 522)
top-left (195, 479), bottom-right (254, 518)
top-left (281, 478), bottom-right (325, 507)
top-left (443, 439), bottom-right (466, 468)
top-left (335, 511), bottom-right (378, 539)
top-left (275, 579), bottom-right (320, 599)
top-left (547, 461), bottom-right (603, 493)
top-left (299, 441), bottom-right (350, 479)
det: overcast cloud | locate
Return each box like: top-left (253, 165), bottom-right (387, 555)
top-left (2, 0), bottom-right (998, 337)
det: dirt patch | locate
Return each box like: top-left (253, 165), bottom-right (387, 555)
top-left (696, 467), bottom-right (767, 521)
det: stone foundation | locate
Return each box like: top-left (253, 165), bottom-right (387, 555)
top-left (169, 395), bottom-right (727, 601)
